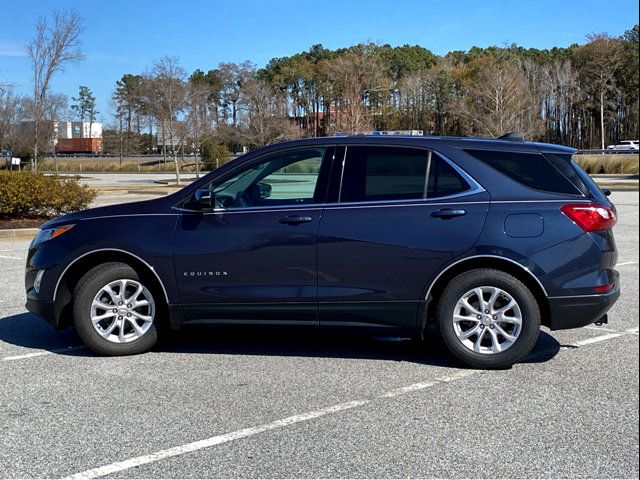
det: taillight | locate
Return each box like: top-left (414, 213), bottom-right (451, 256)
top-left (560, 203), bottom-right (617, 232)
top-left (594, 283), bottom-right (615, 293)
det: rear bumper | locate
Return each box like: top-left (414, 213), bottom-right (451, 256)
top-left (547, 287), bottom-right (620, 330)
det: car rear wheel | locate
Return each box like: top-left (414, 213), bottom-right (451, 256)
top-left (73, 262), bottom-right (159, 356)
top-left (436, 268), bottom-right (540, 369)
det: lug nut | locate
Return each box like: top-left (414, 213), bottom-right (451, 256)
top-left (476, 315), bottom-right (482, 320)
top-left (118, 301), bottom-right (123, 306)
top-left (127, 304), bottom-right (131, 308)
top-left (126, 313), bottom-right (131, 317)
top-left (492, 315), bottom-right (497, 320)
top-left (117, 316), bottom-right (122, 320)
top-left (484, 309), bottom-right (490, 314)
top-left (480, 325), bottom-right (485, 329)
top-left (490, 325), bottom-right (495, 329)
top-left (112, 309), bottom-right (117, 313)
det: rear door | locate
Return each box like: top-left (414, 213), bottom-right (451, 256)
top-left (317, 145), bottom-right (490, 328)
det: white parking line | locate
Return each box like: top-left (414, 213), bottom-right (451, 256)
top-left (2, 345), bottom-right (86, 361)
top-left (616, 261), bottom-right (638, 267)
top-left (0, 255), bottom-right (22, 260)
top-left (571, 332), bottom-right (625, 347)
top-left (62, 326), bottom-right (633, 480)
top-left (625, 327), bottom-right (639, 335)
top-left (584, 326), bottom-right (619, 333)
top-left (65, 399), bottom-right (369, 480)
top-left (380, 380), bottom-right (439, 398)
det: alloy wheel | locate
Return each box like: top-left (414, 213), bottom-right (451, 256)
top-left (452, 286), bottom-right (522, 354)
top-left (90, 279), bottom-right (155, 343)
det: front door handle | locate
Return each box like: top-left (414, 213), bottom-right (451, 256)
top-left (279, 215), bottom-right (313, 225)
top-left (431, 208), bottom-right (467, 219)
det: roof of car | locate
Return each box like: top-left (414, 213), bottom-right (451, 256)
top-left (264, 135), bottom-right (577, 154)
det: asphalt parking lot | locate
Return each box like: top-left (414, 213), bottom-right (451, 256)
top-left (0, 192), bottom-right (637, 479)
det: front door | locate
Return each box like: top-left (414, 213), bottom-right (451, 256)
top-left (317, 145), bottom-right (489, 328)
top-left (173, 146), bottom-right (333, 324)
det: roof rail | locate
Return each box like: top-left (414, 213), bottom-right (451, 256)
top-left (497, 131), bottom-right (525, 142)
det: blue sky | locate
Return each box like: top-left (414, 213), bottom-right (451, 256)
top-left (1, 0), bottom-right (638, 123)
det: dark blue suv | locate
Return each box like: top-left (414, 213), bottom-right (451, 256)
top-left (25, 135), bottom-right (620, 368)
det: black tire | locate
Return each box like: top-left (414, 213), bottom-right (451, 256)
top-left (436, 268), bottom-right (541, 369)
top-left (73, 262), bottom-right (160, 356)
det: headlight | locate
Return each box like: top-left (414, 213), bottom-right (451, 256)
top-left (31, 224), bottom-right (75, 247)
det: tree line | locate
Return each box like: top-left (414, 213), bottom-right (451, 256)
top-left (0, 9), bottom-right (638, 177)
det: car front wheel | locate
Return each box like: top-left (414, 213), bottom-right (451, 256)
top-left (73, 262), bottom-right (159, 356)
top-left (436, 268), bottom-right (541, 369)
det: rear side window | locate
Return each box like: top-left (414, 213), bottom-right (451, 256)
top-left (339, 146), bottom-right (472, 202)
top-left (465, 149), bottom-right (582, 195)
top-left (427, 156), bottom-right (470, 198)
top-left (542, 153), bottom-right (589, 196)
top-left (340, 146), bottom-right (428, 202)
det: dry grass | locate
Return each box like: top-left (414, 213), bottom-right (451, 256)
top-left (574, 154), bottom-right (639, 175)
top-left (35, 159), bottom-right (202, 173)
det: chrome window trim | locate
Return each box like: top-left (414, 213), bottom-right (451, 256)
top-left (436, 151), bottom-right (486, 197)
top-left (178, 145), bottom-right (488, 213)
top-left (188, 200), bottom-right (491, 216)
top-left (424, 254), bottom-right (549, 300)
top-left (337, 146), bottom-right (348, 202)
top-left (52, 248), bottom-right (170, 303)
top-left (175, 145), bottom-right (334, 208)
top-left (174, 197), bottom-right (587, 215)
top-left (335, 145), bottom-right (486, 204)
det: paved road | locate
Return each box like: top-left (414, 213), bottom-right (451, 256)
top-left (0, 193), bottom-right (637, 478)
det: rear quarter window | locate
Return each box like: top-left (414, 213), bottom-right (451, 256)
top-left (464, 149), bottom-right (582, 195)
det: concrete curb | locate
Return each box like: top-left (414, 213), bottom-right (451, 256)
top-left (0, 228), bottom-right (38, 239)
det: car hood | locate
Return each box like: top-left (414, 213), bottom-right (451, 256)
top-left (40, 196), bottom-right (171, 229)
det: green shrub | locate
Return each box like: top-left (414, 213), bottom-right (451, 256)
top-left (0, 171), bottom-right (97, 218)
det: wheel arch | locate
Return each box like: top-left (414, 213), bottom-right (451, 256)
top-left (53, 249), bottom-right (170, 328)
top-left (423, 255), bottom-right (550, 329)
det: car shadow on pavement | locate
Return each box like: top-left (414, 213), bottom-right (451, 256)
top-left (0, 312), bottom-right (83, 354)
top-left (0, 312), bottom-right (561, 367)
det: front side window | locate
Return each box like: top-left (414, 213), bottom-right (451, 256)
top-left (203, 148), bottom-right (326, 209)
top-left (339, 146), bottom-right (471, 202)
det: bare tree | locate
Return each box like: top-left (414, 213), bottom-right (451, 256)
top-left (0, 88), bottom-right (23, 153)
top-left (456, 56), bottom-right (542, 138)
top-left (26, 10), bottom-right (84, 170)
top-left (325, 45), bottom-right (387, 134)
top-left (143, 56), bottom-right (187, 184)
top-left (185, 79), bottom-right (216, 178)
top-left (218, 61), bottom-right (255, 127)
top-left (239, 79), bottom-right (299, 147)
top-left (580, 34), bottom-right (625, 149)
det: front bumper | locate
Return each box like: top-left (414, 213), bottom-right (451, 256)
top-left (25, 295), bottom-right (64, 329)
top-left (547, 286), bottom-right (620, 330)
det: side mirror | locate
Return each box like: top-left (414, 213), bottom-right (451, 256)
top-left (192, 188), bottom-right (212, 209)
top-left (603, 189), bottom-right (612, 197)
top-left (258, 182), bottom-right (272, 199)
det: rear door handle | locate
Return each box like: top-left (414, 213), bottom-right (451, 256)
top-left (431, 208), bottom-right (467, 219)
top-left (279, 215), bottom-right (313, 225)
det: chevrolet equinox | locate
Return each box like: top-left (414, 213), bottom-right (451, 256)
top-left (25, 135), bottom-right (620, 368)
